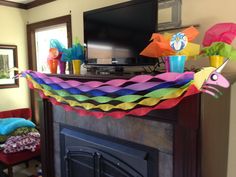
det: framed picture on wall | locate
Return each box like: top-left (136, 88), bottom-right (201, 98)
top-left (158, 0), bottom-right (182, 31)
top-left (0, 44), bottom-right (18, 89)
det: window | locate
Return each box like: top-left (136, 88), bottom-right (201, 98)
top-left (35, 24), bottom-right (68, 73)
top-left (158, 0), bottom-right (182, 31)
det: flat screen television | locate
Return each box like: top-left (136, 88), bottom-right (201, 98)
top-left (83, 0), bottom-right (158, 66)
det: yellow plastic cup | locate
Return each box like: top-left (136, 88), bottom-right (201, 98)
top-left (72, 60), bottom-right (81, 75)
top-left (209, 55), bottom-right (224, 68)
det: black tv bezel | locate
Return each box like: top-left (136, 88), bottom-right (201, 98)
top-left (83, 0), bottom-right (158, 66)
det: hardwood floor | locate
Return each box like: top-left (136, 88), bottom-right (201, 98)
top-left (4, 160), bottom-right (40, 177)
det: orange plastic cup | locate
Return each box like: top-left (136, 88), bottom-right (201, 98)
top-left (48, 59), bottom-right (58, 74)
top-left (209, 55), bottom-right (224, 68)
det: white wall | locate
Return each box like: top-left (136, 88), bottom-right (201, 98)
top-left (182, 0), bottom-right (236, 40)
top-left (182, 0), bottom-right (236, 71)
top-left (0, 6), bottom-right (29, 111)
top-left (181, 1), bottom-right (236, 177)
top-left (27, 0), bottom-right (129, 43)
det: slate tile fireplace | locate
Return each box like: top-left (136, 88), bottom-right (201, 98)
top-left (53, 105), bottom-right (173, 177)
top-left (40, 90), bottom-right (200, 177)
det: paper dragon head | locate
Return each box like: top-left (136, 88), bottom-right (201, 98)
top-left (194, 59), bottom-right (230, 97)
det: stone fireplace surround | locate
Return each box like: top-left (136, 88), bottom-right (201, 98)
top-left (38, 73), bottom-right (201, 177)
top-left (54, 105), bottom-right (173, 177)
top-left (40, 89), bottom-right (200, 177)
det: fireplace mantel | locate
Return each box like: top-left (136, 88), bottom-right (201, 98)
top-left (39, 74), bottom-right (233, 177)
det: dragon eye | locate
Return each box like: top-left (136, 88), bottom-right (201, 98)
top-left (211, 74), bottom-right (218, 81)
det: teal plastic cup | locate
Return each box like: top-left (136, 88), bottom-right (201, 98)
top-left (169, 55), bottom-right (186, 73)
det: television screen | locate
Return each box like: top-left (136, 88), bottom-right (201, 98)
top-left (84, 0), bottom-right (158, 66)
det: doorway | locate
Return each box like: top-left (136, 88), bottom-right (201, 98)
top-left (27, 15), bottom-right (72, 124)
top-left (26, 15), bottom-right (72, 177)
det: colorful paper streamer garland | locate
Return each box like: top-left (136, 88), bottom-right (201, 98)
top-left (22, 70), bottom-right (200, 118)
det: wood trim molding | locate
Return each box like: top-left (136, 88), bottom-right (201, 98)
top-left (0, 0), bottom-right (55, 9)
top-left (27, 14), bottom-right (72, 70)
top-left (26, 14), bottom-right (72, 139)
top-left (27, 15), bottom-right (72, 177)
top-left (174, 94), bottom-right (201, 177)
top-left (0, 0), bottom-right (26, 9)
top-left (26, 0), bottom-right (55, 9)
top-left (41, 99), bottom-right (54, 177)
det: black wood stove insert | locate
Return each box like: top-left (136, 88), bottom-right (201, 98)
top-left (60, 125), bottom-right (158, 177)
top-left (52, 104), bottom-right (174, 177)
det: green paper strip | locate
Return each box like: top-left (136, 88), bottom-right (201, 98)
top-left (40, 81), bottom-right (192, 104)
top-left (28, 75), bottom-right (192, 111)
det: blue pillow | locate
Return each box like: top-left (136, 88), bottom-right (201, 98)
top-left (0, 118), bottom-right (35, 135)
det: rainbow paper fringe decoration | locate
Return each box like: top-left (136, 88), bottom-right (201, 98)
top-left (21, 70), bottom-right (200, 118)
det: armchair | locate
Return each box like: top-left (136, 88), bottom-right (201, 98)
top-left (0, 108), bottom-right (40, 177)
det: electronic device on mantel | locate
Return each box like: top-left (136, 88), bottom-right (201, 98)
top-left (83, 0), bottom-right (159, 75)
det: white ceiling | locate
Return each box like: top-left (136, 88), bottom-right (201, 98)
top-left (7, 0), bottom-right (36, 4)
